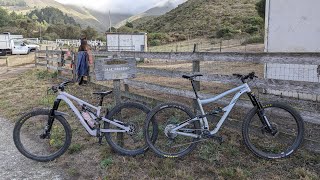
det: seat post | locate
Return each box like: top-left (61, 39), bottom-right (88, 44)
top-left (99, 96), bottom-right (104, 107)
top-left (190, 79), bottom-right (199, 99)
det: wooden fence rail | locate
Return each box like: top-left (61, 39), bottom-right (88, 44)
top-left (35, 48), bottom-right (76, 81)
top-left (93, 51), bottom-right (320, 65)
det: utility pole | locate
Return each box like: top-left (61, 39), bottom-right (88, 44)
top-left (109, 10), bottom-right (112, 32)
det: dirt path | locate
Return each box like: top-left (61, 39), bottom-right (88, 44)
top-left (0, 65), bottom-right (69, 179)
top-left (0, 117), bottom-right (68, 179)
top-left (0, 64), bottom-right (35, 80)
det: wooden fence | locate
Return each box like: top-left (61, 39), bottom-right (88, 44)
top-left (35, 49), bottom-right (320, 151)
top-left (35, 47), bottom-right (76, 81)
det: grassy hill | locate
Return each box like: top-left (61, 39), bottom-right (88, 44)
top-left (136, 0), bottom-right (262, 39)
top-left (114, 1), bottom-right (177, 29)
top-left (2, 0), bottom-right (131, 32)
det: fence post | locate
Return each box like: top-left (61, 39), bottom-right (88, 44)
top-left (5, 57), bottom-right (8, 67)
top-left (113, 79), bottom-right (124, 146)
top-left (192, 44), bottom-right (201, 113)
top-left (34, 49), bottom-right (37, 66)
top-left (46, 46), bottom-right (49, 71)
top-left (72, 52), bottom-right (77, 82)
top-left (57, 50), bottom-right (62, 77)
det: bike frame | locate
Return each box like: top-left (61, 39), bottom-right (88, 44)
top-left (51, 91), bottom-right (130, 136)
top-left (171, 83), bottom-right (252, 138)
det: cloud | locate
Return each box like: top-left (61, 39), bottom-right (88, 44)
top-left (54, 0), bottom-right (186, 14)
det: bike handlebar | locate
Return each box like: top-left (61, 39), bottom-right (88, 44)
top-left (51, 81), bottom-right (72, 93)
top-left (233, 72), bottom-right (258, 83)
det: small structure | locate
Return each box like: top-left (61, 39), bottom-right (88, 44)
top-left (264, 0), bottom-right (320, 101)
top-left (106, 33), bottom-right (147, 52)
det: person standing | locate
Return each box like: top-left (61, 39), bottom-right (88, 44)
top-left (77, 37), bottom-right (93, 85)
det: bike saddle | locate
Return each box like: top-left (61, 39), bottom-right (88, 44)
top-left (93, 91), bottom-right (113, 97)
top-left (182, 74), bottom-right (203, 80)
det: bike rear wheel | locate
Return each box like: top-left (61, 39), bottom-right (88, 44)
top-left (105, 102), bottom-right (156, 156)
top-left (13, 109), bottom-right (72, 162)
top-left (242, 102), bottom-right (304, 159)
top-left (144, 103), bottom-right (200, 158)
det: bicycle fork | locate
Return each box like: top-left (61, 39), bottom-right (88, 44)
top-left (247, 92), bottom-right (277, 135)
top-left (40, 99), bottom-right (61, 139)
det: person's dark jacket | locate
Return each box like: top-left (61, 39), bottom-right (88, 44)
top-left (76, 51), bottom-right (89, 77)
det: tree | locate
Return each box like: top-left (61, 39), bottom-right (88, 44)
top-left (125, 21), bottom-right (134, 28)
top-left (0, 7), bottom-right (10, 27)
top-left (256, 0), bottom-right (266, 18)
top-left (81, 26), bottom-right (98, 40)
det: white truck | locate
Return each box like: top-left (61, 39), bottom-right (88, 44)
top-left (0, 33), bottom-right (30, 56)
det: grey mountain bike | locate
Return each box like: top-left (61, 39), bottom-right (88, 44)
top-left (144, 72), bottom-right (304, 159)
top-left (13, 81), bottom-right (157, 162)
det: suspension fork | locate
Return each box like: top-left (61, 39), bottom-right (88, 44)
top-left (41, 99), bottom-right (61, 139)
top-left (247, 92), bottom-right (276, 134)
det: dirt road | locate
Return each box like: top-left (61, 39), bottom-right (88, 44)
top-left (0, 117), bottom-right (68, 179)
top-left (0, 65), bottom-right (68, 179)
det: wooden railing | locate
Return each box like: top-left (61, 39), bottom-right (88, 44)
top-left (35, 48), bottom-right (76, 81)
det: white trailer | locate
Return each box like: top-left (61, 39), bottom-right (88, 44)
top-left (106, 33), bottom-right (147, 52)
top-left (0, 33), bottom-right (29, 55)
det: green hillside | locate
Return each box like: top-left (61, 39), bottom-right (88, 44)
top-left (136, 0), bottom-right (263, 39)
top-left (2, 0), bottom-right (131, 32)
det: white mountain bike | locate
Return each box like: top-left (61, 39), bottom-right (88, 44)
top-left (13, 81), bottom-right (157, 162)
top-left (144, 72), bottom-right (304, 159)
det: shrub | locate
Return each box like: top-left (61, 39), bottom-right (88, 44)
top-left (125, 21), bottom-right (133, 28)
top-left (242, 35), bottom-right (264, 45)
top-left (149, 39), bottom-right (161, 46)
top-left (176, 33), bottom-right (187, 41)
top-left (256, 0), bottom-right (266, 18)
top-left (243, 16), bottom-right (264, 26)
top-left (244, 25), bottom-right (260, 34)
top-left (216, 26), bottom-right (236, 39)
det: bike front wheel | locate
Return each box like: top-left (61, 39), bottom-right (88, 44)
top-left (105, 102), bottom-right (156, 156)
top-left (144, 103), bottom-right (200, 158)
top-left (13, 109), bottom-right (72, 162)
top-left (242, 102), bottom-right (304, 159)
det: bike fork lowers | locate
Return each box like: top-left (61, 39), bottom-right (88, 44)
top-left (247, 92), bottom-right (276, 135)
top-left (41, 99), bottom-right (61, 139)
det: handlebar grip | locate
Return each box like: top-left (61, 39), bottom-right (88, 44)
top-left (182, 75), bottom-right (189, 79)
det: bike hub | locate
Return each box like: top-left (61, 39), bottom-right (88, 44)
top-left (127, 123), bottom-right (137, 135)
top-left (164, 124), bottom-right (178, 139)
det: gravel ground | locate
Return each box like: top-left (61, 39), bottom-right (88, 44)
top-left (0, 117), bottom-right (68, 180)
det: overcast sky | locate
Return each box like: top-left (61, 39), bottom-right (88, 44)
top-left (54, 0), bottom-right (186, 14)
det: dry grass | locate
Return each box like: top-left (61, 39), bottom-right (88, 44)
top-left (0, 69), bottom-right (319, 179)
top-left (149, 38), bottom-right (264, 53)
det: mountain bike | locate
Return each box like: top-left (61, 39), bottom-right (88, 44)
top-left (144, 72), bottom-right (304, 159)
top-left (13, 81), bottom-right (157, 162)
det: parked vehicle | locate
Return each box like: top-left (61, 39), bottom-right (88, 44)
top-left (0, 32), bottom-right (29, 56)
top-left (23, 41), bottom-right (39, 52)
